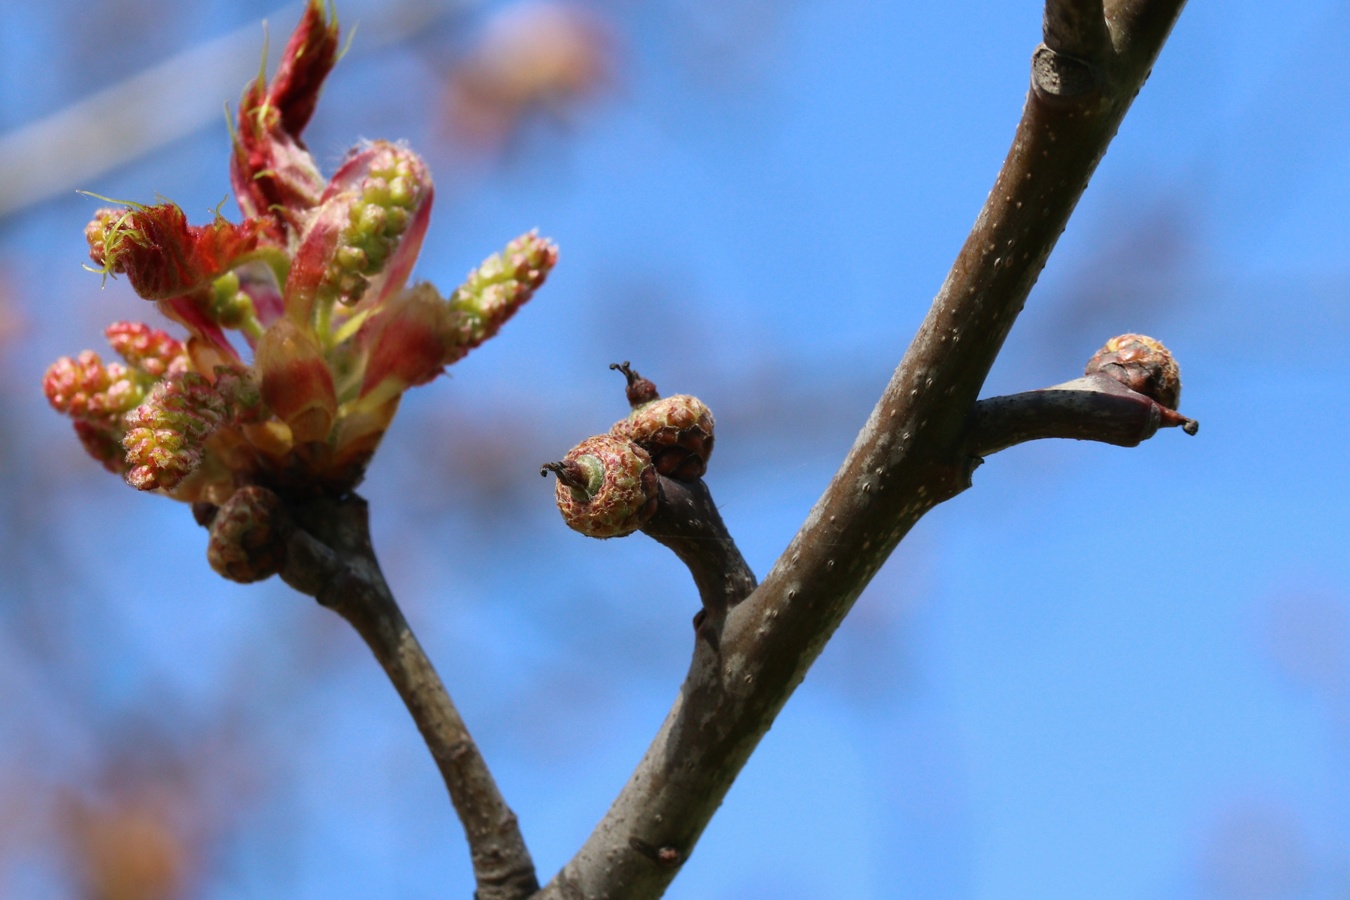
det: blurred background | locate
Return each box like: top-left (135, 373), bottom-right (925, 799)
top-left (1, 0), bottom-right (1348, 897)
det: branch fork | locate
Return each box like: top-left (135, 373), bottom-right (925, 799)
top-left (539, 0), bottom-right (1194, 896)
top-left (185, 0), bottom-right (1194, 897)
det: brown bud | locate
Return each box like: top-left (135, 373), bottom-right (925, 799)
top-left (543, 434), bottom-right (657, 538)
top-left (610, 360), bottom-right (660, 407)
top-left (207, 485), bottom-right (290, 583)
top-left (1085, 334), bottom-right (1182, 410)
top-left (613, 393), bottom-right (715, 481)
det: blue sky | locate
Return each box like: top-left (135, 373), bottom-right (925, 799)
top-left (1, 0), bottom-right (1348, 897)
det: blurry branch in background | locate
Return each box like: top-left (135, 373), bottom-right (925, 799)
top-left (437, 2), bottom-right (612, 155)
top-left (0, 0), bottom-right (463, 220)
top-left (540, 0), bottom-right (1196, 896)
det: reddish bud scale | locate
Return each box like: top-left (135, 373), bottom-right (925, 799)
top-left (231, 114), bottom-right (326, 225)
top-left (264, 0), bottom-right (340, 137)
top-left (86, 203), bottom-right (279, 302)
top-left (1085, 334), bottom-right (1182, 410)
top-left (207, 485), bottom-right (289, 583)
top-left (550, 434), bottom-right (657, 539)
top-left (358, 284), bottom-right (452, 400)
top-left (255, 319), bottom-right (337, 443)
top-left (612, 394), bottom-right (715, 482)
top-left (230, 0), bottom-right (338, 223)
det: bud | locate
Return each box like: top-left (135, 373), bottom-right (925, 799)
top-left (357, 283), bottom-right (453, 404)
top-left (84, 202), bottom-right (278, 302)
top-left (543, 434), bottom-right (657, 538)
top-left (43, 349), bottom-right (154, 433)
top-left (105, 322), bottom-right (187, 377)
top-left (284, 142), bottom-right (434, 321)
top-left (442, 231), bottom-right (557, 365)
top-left (608, 363), bottom-right (715, 481)
top-left (230, 0), bottom-right (338, 224)
top-left (123, 372), bottom-right (229, 492)
top-left (1085, 334), bottom-right (1182, 410)
top-left (254, 319), bottom-right (337, 443)
top-left (43, 351), bottom-right (121, 418)
top-left (207, 485), bottom-right (289, 582)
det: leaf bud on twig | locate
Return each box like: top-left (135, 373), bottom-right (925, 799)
top-left (1084, 333), bottom-right (1182, 410)
top-left (609, 362), bottom-right (715, 481)
top-left (542, 434), bottom-right (658, 538)
top-left (206, 485), bottom-right (290, 583)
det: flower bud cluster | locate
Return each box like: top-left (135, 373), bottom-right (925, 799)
top-left (122, 372), bottom-right (230, 492)
top-left (43, 323), bottom-right (189, 474)
top-left (442, 230), bottom-right (559, 363)
top-left (545, 364), bottom-right (716, 539)
top-left (317, 144), bottom-right (432, 308)
top-left (609, 362), bottom-right (715, 481)
top-left (44, 0), bottom-right (557, 525)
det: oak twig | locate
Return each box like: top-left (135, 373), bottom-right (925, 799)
top-left (641, 475), bottom-right (757, 625)
top-left (279, 495), bottom-right (538, 900)
top-left (970, 372), bottom-right (1199, 457)
top-left (542, 0), bottom-right (1191, 896)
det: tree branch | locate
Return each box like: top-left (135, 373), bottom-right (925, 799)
top-left (541, 0), bottom-right (1190, 896)
top-left (969, 372), bottom-right (1198, 457)
top-left (280, 495), bottom-right (539, 900)
top-left (641, 475), bottom-right (757, 624)
top-left (1043, 0), bottom-right (1110, 65)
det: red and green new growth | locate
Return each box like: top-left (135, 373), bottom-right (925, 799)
top-left (43, 0), bottom-right (557, 521)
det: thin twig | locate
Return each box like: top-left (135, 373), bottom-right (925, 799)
top-left (969, 373), bottom-right (1199, 457)
top-left (281, 494), bottom-right (539, 900)
top-left (641, 475), bottom-right (757, 623)
top-left (541, 0), bottom-right (1190, 896)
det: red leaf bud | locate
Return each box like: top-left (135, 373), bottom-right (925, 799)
top-left (254, 319), bottom-right (337, 444)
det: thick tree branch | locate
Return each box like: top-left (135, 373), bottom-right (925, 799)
top-left (1044, 0), bottom-right (1110, 66)
top-left (280, 495), bottom-right (538, 900)
top-left (542, 0), bottom-right (1189, 896)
